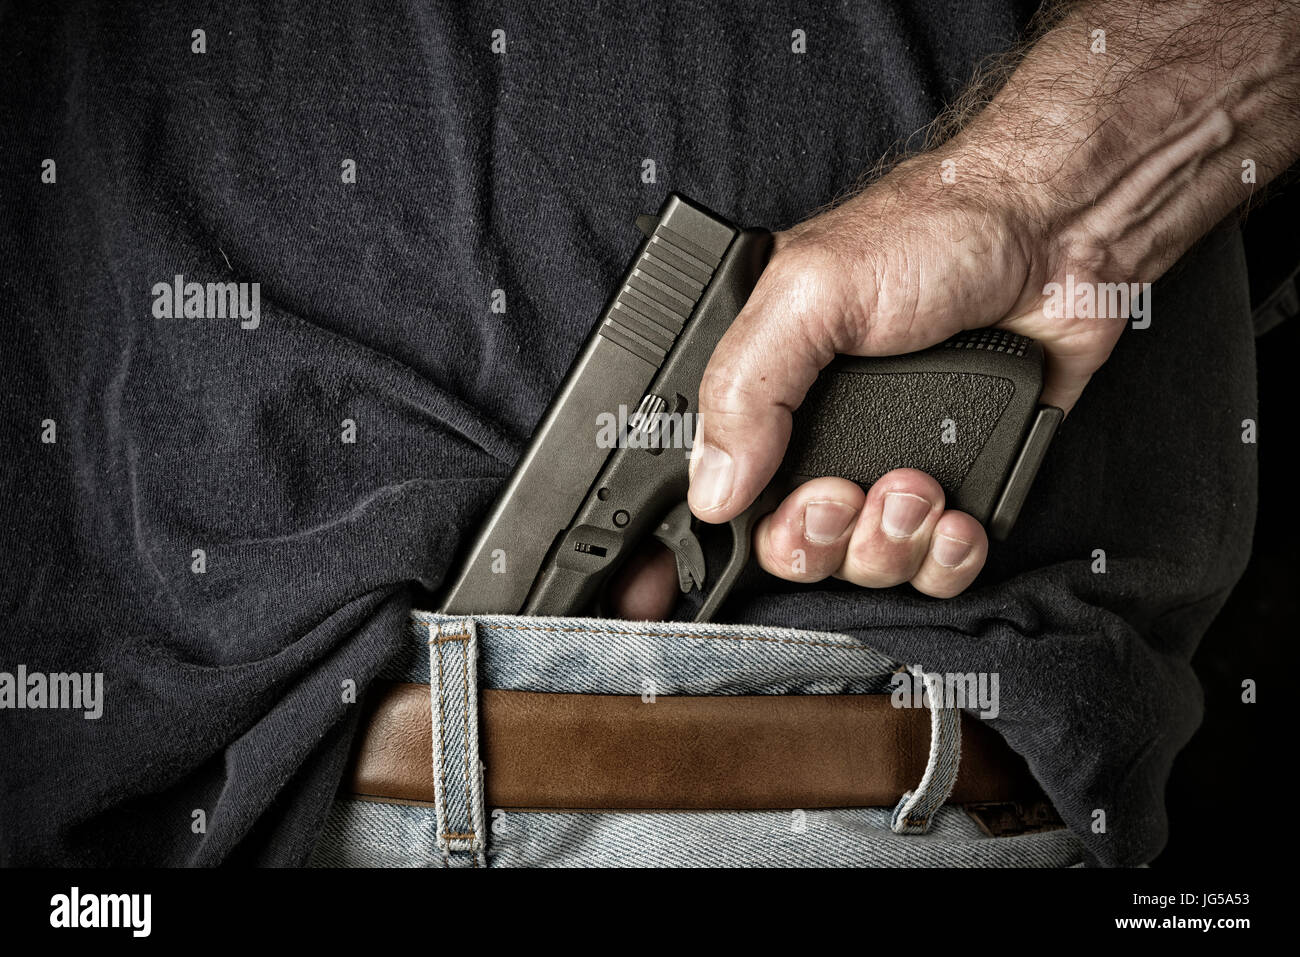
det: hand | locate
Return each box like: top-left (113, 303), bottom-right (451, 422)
top-left (683, 160), bottom-right (1121, 601)
top-left (609, 158), bottom-right (1122, 618)
top-left (608, 0), bottom-right (1300, 620)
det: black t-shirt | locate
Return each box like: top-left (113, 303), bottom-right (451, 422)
top-left (0, 0), bottom-right (1265, 866)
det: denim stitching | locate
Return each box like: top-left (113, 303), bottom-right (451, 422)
top-left (436, 631), bottom-right (446, 837)
top-left (430, 625), bottom-right (476, 865)
top-left (459, 635), bottom-right (477, 869)
top-left (427, 629), bottom-right (475, 841)
top-left (433, 619), bottom-right (877, 652)
top-left (462, 638), bottom-right (471, 839)
top-left (428, 625), bottom-right (450, 861)
top-left (426, 622), bottom-right (487, 867)
top-left (891, 665), bottom-right (962, 834)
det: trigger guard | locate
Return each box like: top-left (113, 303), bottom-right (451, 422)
top-left (694, 485), bottom-right (785, 622)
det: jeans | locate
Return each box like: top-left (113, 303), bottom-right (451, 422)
top-left (309, 612), bottom-right (1084, 867)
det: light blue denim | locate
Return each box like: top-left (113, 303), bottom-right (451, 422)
top-left (427, 620), bottom-right (485, 867)
top-left (309, 612), bottom-right (1084, 868)
top-left (392, 611), bottom-right (904, 696)
top-left (311, 801), bottom-right (1083, 868)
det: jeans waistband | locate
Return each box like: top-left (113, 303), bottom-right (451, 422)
top-left (398, 612), bottom-right (972, 864)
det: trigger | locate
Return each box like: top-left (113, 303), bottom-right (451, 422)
top-left (653, 501), bottom-right (706, 593)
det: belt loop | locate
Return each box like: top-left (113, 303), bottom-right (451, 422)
top-left (427, 619), bottom-right (486, 867)
top-left (891, 665), bottom-right (962, 835)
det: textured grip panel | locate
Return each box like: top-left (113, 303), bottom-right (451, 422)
top-left (786, 371), bottom-right (1015, 493)
top-left (938, 328), bottom-right (1030, 357)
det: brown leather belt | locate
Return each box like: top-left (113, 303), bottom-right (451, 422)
top-left (343, 681), bottom-right (1043, 809)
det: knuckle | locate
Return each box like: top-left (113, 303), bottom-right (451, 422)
top-left (763, 525), bottom-right (837, 582)
top-left (766, 242), bottom-right (865, 355)
top-left (756, 529), bottom-right (796, 579)
top-left (697, 364), bottom-right (747, 417)
top-left (1055, 226), bottom-right (1116, 281)
top-left (878, 469), bottom-right (944, 504)
top-left (846, 538), bottom-right (920, 587)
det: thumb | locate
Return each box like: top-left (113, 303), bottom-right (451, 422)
top-left (688, 249), bottom-right (844, 522)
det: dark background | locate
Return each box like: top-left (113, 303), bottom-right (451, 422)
top-left (1156, 187), bottom-right (1298, 868)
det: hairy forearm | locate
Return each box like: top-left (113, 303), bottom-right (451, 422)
top-left (941, 0), bottom-right (1300, 283)
top-left (764, 0), bottom-right (1299, 414)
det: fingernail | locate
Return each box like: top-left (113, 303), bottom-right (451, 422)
top-left (804, 501), bottom-right (858, 544)
top-left (933, 534), bottom-right (974, 567)
top-left (688, 444), bottom-right (734, 513)
top-left (881, 492), bottom-right (931, 538)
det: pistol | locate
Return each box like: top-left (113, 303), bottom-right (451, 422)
top-left (440, 194), bottom-right (1062, 622)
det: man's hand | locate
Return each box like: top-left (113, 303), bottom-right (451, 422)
top-left (686, 162), bottom-right (1117, 600)
top-left (610, 0), bottom-right (1300, 620)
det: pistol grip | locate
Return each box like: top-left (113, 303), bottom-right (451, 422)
top-left (783, 330), bottom-right (1058, 537)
